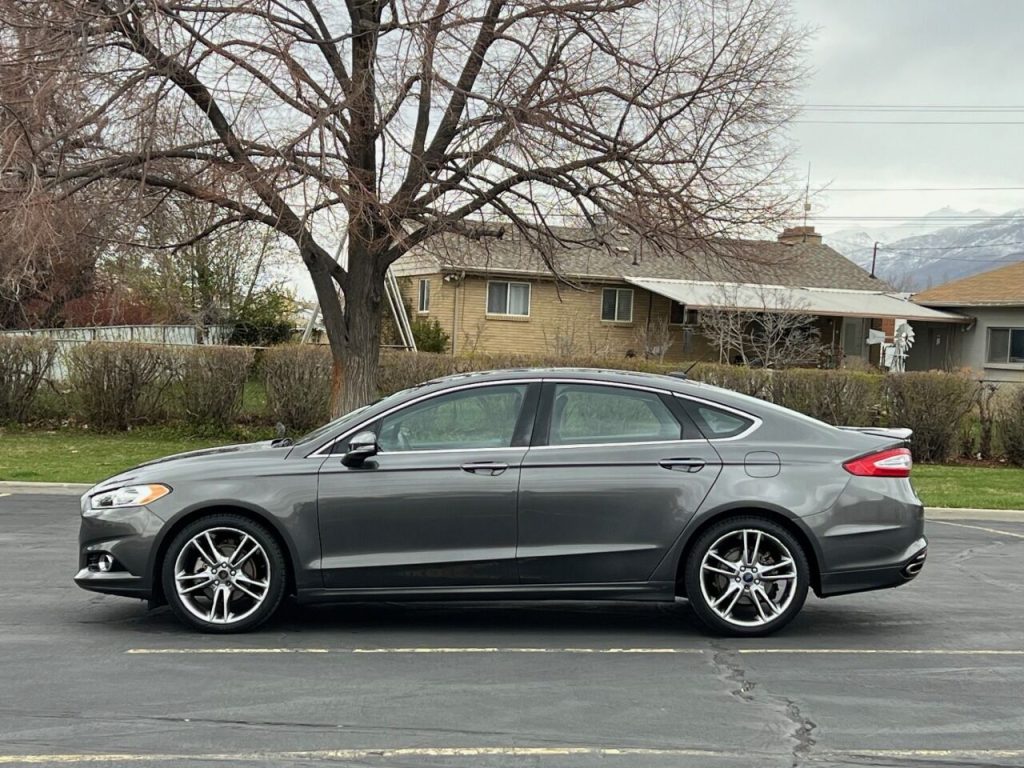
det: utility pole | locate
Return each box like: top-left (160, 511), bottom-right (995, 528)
top-left (870, 242), bottom-right (879, 279)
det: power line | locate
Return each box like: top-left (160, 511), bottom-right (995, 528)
top-left (819, 186), bottom-right (1024, 192)
top-left (802, 104), bottom-right (1024, 111)
top-left (811, 215), bottom-right (1024, 221)
top-left (879, 241), bottom-right (1024, 251)
top-left (795, 119), bottom-right (1024, 125)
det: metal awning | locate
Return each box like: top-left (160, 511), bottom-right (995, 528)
top-left (624, 277), bottom-right (968, 324)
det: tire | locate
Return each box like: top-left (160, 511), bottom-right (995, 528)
top-left (162, 513), bottom-right (287, 633)
top-left (684, 515), bottom-right (809, 637)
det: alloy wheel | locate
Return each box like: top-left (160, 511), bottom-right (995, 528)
top-left (698, 528), bottom-right (799, 628)
top-left (173, 526), bottom-right (272, 625)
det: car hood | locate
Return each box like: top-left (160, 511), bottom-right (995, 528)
top-left (88, 440), bottom-right (287, 494)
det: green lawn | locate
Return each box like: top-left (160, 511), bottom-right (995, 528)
top-left (2, 429), bottom-right (1024, 509)
top-left (911, 464), bottom-right (1024, 510)
top-left (0, 428), bottom-right (272, 484)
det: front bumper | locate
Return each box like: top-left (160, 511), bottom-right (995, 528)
top-left (818, 537), bottom-right (927, 597)
top-left (75, 501), bottom-right (164, 599)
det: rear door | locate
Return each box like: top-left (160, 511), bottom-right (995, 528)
top-left (516, 380), bottom-right (722, 585)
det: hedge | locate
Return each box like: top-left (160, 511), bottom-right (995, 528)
top-left (1, 335), bottom-right (1018, 464)
top-left (0, 335), bottom-right (57, 423)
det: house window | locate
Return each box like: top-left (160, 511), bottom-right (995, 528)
top-left (417, 279), bottom-right (430, 313)
top-left (670, 303), bottom-right (699, 325)
top-left (987, 328), bottom-right (1024, 364)
top-left (487, 280), bottom-right (531, 316)
top-left (601, 288), bottom-right (633, 322)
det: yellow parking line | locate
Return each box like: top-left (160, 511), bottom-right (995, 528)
top-left (3, 746), bottom-right (1024, 764)
top-left (125, 646), bottom-right (1024, 656)
top-left (739, 648), bottom-right (1024, 655)
top-left (929, 519), bottom-right (1024, 539)
top-left (125, 647), bottom-right (703, 655)
top-left (125, 648), bottom-right (329, 655)
top-left (840, 748), bottom-right (1024, 759)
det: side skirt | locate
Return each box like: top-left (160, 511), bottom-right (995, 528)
top-left (295, 581), bottom-right (677, 605)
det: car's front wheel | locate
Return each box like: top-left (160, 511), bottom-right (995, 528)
top-left (162, 513), bottom-right (286, 633)
top-left (684, 516), bottom-right (809, 637)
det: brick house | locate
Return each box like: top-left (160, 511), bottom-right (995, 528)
top-left (394, 225), bottom-right (961, 363)
top-left (909, 260), bottom-right (1024, 382)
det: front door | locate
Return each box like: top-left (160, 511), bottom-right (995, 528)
top-left (317, 382), bottom-right (538, 589)
top-left (517, 381), bottom-right (722, 585)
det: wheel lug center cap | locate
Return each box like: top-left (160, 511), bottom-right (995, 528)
top-left (742, 572), bottom-right (754, 583)
top-left (218, 570), bottom-right (230, 581)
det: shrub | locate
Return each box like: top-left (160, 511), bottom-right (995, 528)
top-left (261, 344), bottom-right (332, 431)
top-left (689, 363), bottom-right (772, 398)
top-left (378, 349), bottom-right (461, 395)
top-left (0, 335), bottom-right (57, 423)
top-left (175, 346), bottom-right (255, 429)
top-left (771, 369), bottom-right (881, 426)
top-left (66, 343), bottom-right (174, 430)
top-left (884, 372), bottom-right (978, 463)
top-left (411, 318), bottom-right (450, 353)
top-left (1000, 386), bottom-right (1024, 467)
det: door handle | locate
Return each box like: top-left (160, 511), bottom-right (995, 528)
top-left (461, 461), bottom-right (510, 476)
top-left (658, 458), bottom-right (706, 473)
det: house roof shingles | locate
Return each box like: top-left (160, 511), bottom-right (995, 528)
top-left (396, 227), bottom-right (889, 292)
top-left (912, 260), bottom-right (1024, 307)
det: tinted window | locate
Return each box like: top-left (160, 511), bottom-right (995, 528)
top-left (689, 403), bottom-right (754, 439)
top-left (378, 384), bottom-right (528, 451)
top-left (548, 384), bottom-right (682, 445)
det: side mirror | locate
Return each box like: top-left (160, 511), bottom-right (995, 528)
top-left (341, 430), bottom-right (379, 467)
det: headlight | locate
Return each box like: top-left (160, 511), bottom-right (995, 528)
top-left (90, 484), bottom-right (171, 510)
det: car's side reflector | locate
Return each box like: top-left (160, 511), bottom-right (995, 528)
top-left (843, 447), bottom-right (913, 478)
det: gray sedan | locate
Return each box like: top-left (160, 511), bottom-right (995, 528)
top-left (76, 368), bottom-right (926, 636)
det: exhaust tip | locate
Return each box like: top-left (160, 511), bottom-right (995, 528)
top-left (901, 549), bottom-right (927, 579)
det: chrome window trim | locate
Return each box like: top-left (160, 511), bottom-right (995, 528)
top-left (307, 379), bottom-right (542, 458)
top-left (308, 375), bottom-right (763, 458)
top-left (530, 437), bottom-right (704, 451)
top-left (673, 393), bottom-right (763, 442)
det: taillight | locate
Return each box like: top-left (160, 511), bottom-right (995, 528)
top-left (843, 447), bottom-right (912, 478)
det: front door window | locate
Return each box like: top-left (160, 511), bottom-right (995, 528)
top-left (378, 384), bottom-right (528, 452)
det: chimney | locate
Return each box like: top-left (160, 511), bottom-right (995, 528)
top-left (777, 226), bottom-right (822, 245)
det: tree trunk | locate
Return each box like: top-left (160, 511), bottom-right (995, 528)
top-left (308, 244), bottom-right (387, 417)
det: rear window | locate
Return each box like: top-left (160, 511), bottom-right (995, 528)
top-left (687, 402), bottom-right (755, 439)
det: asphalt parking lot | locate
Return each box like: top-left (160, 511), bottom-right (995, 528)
top-left (1, 491), bottom-right (1023, 768)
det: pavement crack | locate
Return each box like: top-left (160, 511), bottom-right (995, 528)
top-left (710, 643), bottom-right (816, 766)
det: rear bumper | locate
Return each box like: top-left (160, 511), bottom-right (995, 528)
top-left (818, 537), bottom-right (927, 597)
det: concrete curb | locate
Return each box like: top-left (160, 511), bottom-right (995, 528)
top-left (926, 507), bottom-right (1024, 521)
top-left (0, 481), bottom-right (90, 496)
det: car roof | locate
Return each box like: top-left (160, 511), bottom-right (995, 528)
top-left (422, 366), bottom-right (693, 391)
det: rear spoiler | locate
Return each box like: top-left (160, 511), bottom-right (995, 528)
top-left (838, 426), bottom-right (913, 444)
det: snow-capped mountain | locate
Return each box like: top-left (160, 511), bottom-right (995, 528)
top-left (827, 209), bottom-right (1024, 291)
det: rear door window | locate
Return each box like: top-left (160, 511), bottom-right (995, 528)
top-left (547, 384), bottom-right (684, 446)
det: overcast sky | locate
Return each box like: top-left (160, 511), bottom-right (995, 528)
top-left (788, 0), bottom-right (1024, 233)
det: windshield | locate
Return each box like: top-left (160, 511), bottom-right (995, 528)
top-left (291, 386), bottom-right (420, 447)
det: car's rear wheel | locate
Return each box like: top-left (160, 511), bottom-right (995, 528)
top-left (684, 516), bottom-right (809, 637)
top-left (162, 514), bottom-right (286, 633)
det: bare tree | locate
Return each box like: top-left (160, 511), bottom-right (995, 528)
top-left (0, 18), bottom-right (116, 328)
top-left (106, 196), bottom-right (290, 337)
top-left (1, 0), bottom-right (804, 411)
top-left (698, 283), bottom-right (824, 368)
top-left (633, 313), bottom-right (676, 362)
